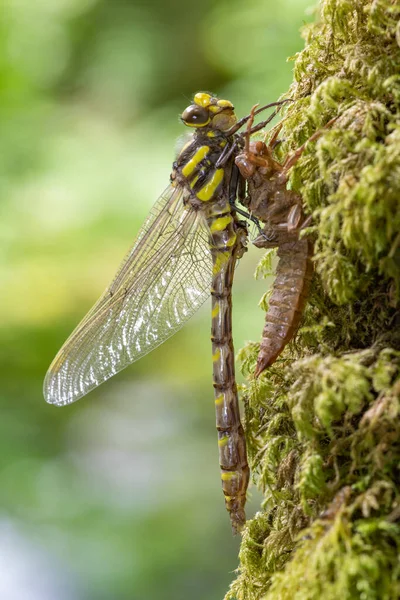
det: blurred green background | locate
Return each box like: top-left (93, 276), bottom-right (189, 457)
top-left (1, 1), bottom-right (313, 598)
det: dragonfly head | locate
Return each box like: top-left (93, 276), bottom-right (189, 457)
top-left (181, 93), bottom-right (237, 133)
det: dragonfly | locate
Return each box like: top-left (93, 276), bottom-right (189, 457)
top-left (44, 92), bottom-right (289, 533)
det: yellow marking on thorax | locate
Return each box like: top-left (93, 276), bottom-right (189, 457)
top-left (212, 251), bottom-right (230, 275)
top-left (190, 175), bottom-right (199, 189)
top-left (181, 145), bottom-right (210, 178)
top-left (218, 436), bottom-right (229, 447)
top-left (210, 214), bottom-right (233, 233)
top-left (196, 168), bottom-right (224, 201)
top-left (215, 394), bottom-right (224, 405)
top-left (207, 131), bottom-right (216, 137)
top-left (212, 348), bottom-right (221, 362)
top-left (211, 304), bottom-right (220, 318)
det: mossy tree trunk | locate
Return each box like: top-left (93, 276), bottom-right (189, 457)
top-left (227, 1), bottom-right (400, 598)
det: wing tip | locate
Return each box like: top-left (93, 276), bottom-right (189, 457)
top-left (43, 371), bottom-right (78, 407)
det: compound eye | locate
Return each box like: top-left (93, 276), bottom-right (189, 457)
top-left (181, 105), bottom-right (210, 127)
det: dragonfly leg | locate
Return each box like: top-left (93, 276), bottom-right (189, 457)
top-left (226, 99), bottom-right (293, 136)
top-left (228, 164), bottom-right (267, 238)
top-left (231, 204), bottom-right (265, 236)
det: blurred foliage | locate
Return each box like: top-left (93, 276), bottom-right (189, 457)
top-left (0, 0), bottom-right (314, 598)
top-left (227, 0), bottom-right (400, 598)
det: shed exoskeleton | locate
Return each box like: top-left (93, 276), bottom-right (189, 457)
top-left (235, 106), bottom-right (335, 376)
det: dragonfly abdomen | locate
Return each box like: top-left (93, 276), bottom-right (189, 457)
top-left (207, 204), bottom-right (249, 534)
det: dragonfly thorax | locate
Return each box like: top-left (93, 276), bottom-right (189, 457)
top-left (171, 133), bottom-right (231, 204)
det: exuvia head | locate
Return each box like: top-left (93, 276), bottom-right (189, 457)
top-left (180, 92), bottom-right (237, 132)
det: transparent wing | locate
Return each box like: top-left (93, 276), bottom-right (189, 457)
top-left (44, 185), bottom-right (212, 406)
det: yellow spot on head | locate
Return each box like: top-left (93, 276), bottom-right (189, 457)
top-left (194, 92), bottom-right (212, 107)
top-left (217, 99), bottom-right (234, 108)
top-left (209, 105), bottom-right (221, 113)
top-left (196, 168), bottom-right (224, 202)
top-left (211, 303), bottom-right (220, 318)
top-left (206, 131), bottom-right (216, 137)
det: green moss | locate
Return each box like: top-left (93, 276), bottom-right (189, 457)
top-left (227, 1), bottom-right (400, 598)
top-left (263, 516), bottom-right (400, 600)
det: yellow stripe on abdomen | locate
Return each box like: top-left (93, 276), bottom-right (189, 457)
top-left (212, 348), bottom-right (221, 362)
top-left (212, 251), bottom-right (230, 275)
top-left (221, 471), bottom-right (239, 482)
top-left (210, 214), bottom-right (233, 233)
top-left (211, 303), bottom-right (220, 318)
top-left (215, 394), bottom-right (224, 405)
top-left (218, 435), bottom-right (229, 447)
